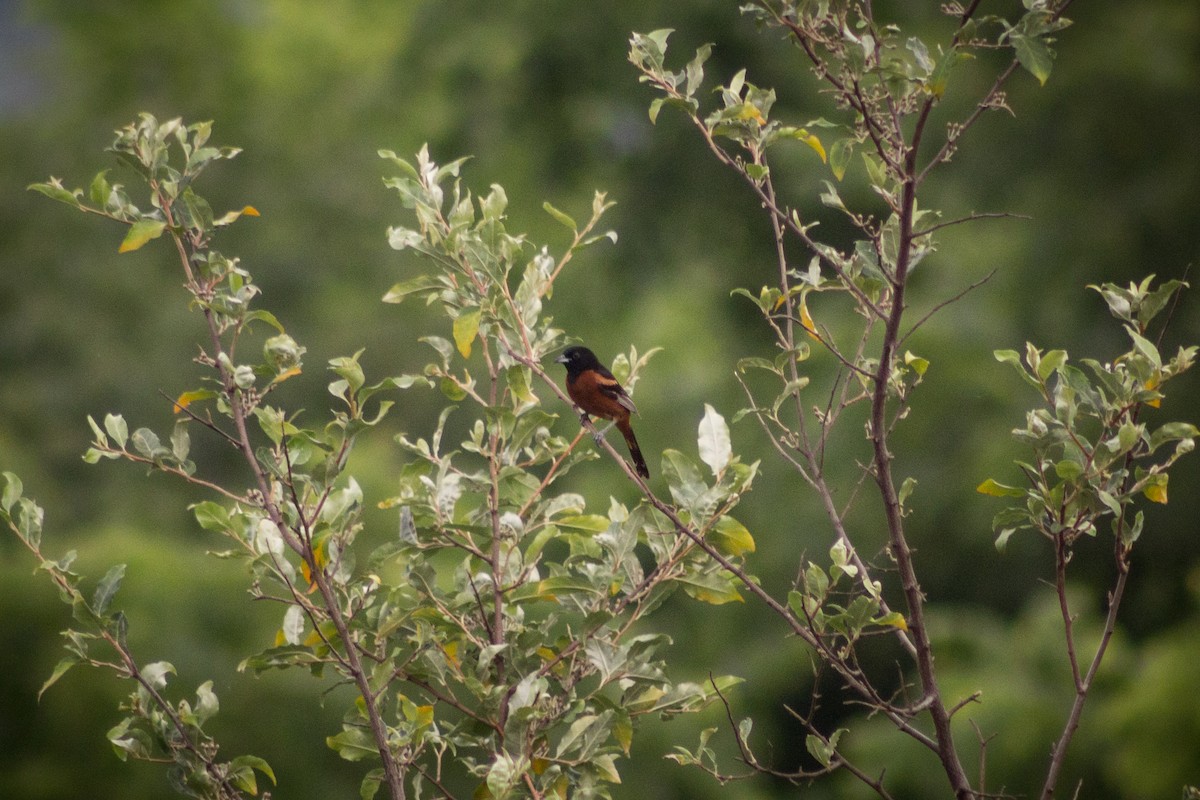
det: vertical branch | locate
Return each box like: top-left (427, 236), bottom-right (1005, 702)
top-left (156, 189), bottom-right (410, 800)
top-left (482, 342), bottom-right (507, 693)
top-left (761, 169), bottom-right (916, 658)
top-left (1040, 560), bottom-right (1129, 799)
top-left (866, 97), bottom-right (973, 797)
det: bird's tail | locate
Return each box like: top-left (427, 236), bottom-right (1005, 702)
top-left (617, 420), bottom-right (650, 479)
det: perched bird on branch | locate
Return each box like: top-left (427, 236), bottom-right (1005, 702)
top-left (555, 345), bottom-right (650, 479)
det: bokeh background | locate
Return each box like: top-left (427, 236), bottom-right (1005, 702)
top-left (2, 1), bottom-right (1198, 798)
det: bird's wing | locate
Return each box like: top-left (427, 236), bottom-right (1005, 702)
top-left (596, 373), bottom-right (638, 415)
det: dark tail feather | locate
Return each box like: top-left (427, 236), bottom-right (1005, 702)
top-left (618, 420), bottom-right (650, 479)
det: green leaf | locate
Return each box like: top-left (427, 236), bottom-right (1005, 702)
top-left (1, 471), bottom-right (23, 514)
top-left (439, 376), bottom-right (467, 401)
top-left (745, 163), bottom-right (769, 182)
top-left (557, 514), bottom-right (611, 532)
top-left (662, 449), bottom-right (706, 511)
top-left (245, 309), bottom-right (286, 334)
top-left (829, 138), bottom-right (853, 181)
top-left (358, 770), bottom-right (383, 800)
top-left (170, 421), bottom-right (190, 463)
top-left (1037, 349), bottom-right (1068, 381)
top-left (1011, 33), bottom-right (1054, 86)
top-left (685, 43), bottom-right (712, 97)
top-left (806, 733), bottom-right (835, 768)
top-left (38, 656), bottom-right (79, 701)
top-left (542, 201), bottom-right (577, 231)
top-left (1149, 422), bottom-right (1200, 453)
top-left (994, 349), bottom-right (1040, 388)
top-left (142, 661), bottom-right (175, 690)
top-left (1137, 279), bottom-right (1186, 327)
top-left (14, 497), bottom-right (44, 546)
top-left (92, 564), bottom-right (127, 616)
top-left (453, 308), bottom-right (481, 359)
top-left (326, 727), bottom-right (379, 762)
top-left (709, 516), bottom-right (755, 556)
top-left (1054, 460), bottom-right (1084, 480)
top-left (117, 219), bottom-right (167, 253)
top-left (506, 365), bottom-right (537, 407)
top-left (28, 180), bottom-right (83, 208)
top-left (193, 680), bottom-right (219, 724)
top-left (130, 427), bottom-right (164, 459)
top-left (107, 718), bottom-right (149, 761)
top-left (104, 413), bottom-right (129, 449)
top-left (994, 528), bottom-right (1018, 552)
top-left (906, 37), bottom-right (934, 74)
top-left (593, 753), bottom-right (622, 783)
top-left (928, 46), bottom-right (968, 98)
top-left (192, 501), bottom-right (229, 532)
top-left (648, 97), bottom-right (666, 125)
top-left (1126, 328), bottom-right (1162, 370)
top-left (89, 170), bottom-right (111, 207)
top-left (329, 350), bottom-right (366, 393)
top-left (382, 274), bottom-right (441, 304)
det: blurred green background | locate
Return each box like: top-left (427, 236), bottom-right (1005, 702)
top-left (2, 1), bottom-right (1198, 798)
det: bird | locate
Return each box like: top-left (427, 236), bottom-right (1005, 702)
top-left (555, 345), bottom-right (650, 479)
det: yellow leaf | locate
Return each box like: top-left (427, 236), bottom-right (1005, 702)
top-left (799, 291), bottom-right (820, 341)
top-left (735, 103), bottom-right (767, 126)
top-left (274, 628), bottom-right (287, 647)
top-left (301, 542), bottom-right (327, 593)
top-left (411, 704), bottom-right (434, 727)
top-left (1144, 373), bottom-right (1162, 407)
top-left (453, 308), bottom-right (481, 359)
top-left (1143, 479), bottom-right (1168, 504)
top-left (118, 219), bottom-right (166, 253)
top-left (684, 582), bottom-right (744, 605)
top-left (800, 132), bottom-right (827, 163)
top-left (270, 366), bottom-right (302, 386)
top-left (976, 478), bottom-right (1024, 497)
top-left (214, 205), bottom-right (262, 226)
top-left (709, 515), bottom-right (756, 556)
top-left (874, 611), bottom-right (909, 631)
top-left (173, 389), bottom-right (216, 414)
top-left (613, 715), bottom-right (633, 755)
top-left (904, 351), bottom-right (930, 376)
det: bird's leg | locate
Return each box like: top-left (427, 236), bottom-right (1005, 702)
top-left (592, 421), bottom-right (616, 445)
top-left (576, 410), bottom-right (615, 444)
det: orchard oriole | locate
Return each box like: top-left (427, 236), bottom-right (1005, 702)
top-left (555, 345), bottom-right (650, 479)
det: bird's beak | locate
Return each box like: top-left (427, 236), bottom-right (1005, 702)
top-left (554, 353), bottom-right (568, 364)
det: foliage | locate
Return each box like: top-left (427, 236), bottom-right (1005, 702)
top-left (628, 2), bottom-right (1196, 798)
top-left (16, 114), bottom-right (764, 800)
top-left (6, 2), bottom-right (1198, 799)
